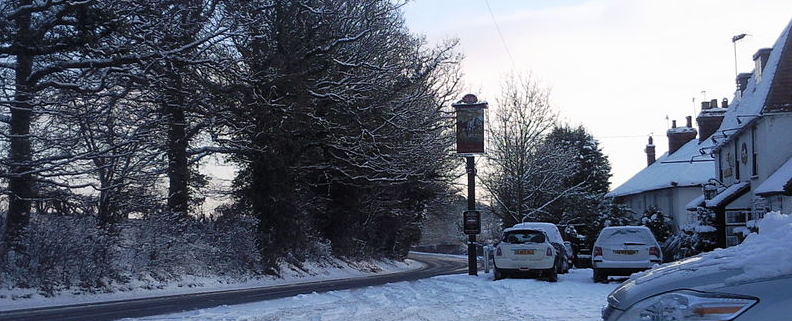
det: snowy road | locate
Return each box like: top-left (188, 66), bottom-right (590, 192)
top-left (130, 269), bottom-right (619, 321)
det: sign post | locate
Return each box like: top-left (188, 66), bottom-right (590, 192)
top-left (453, 94), bottom-right (487, 276)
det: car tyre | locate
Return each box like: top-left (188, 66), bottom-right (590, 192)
top-left (493, 266), bottom-right (504, 281)
top-left (593, 268), bottom-right (607, 283)
top-left (544, 265), bottom-right (558, 282)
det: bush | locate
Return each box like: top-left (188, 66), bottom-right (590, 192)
top-left (662, 207), bottom-right (717, 261)
top-left (1, 215), bottom-right (121, 296)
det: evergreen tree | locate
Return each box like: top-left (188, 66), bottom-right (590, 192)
top-left (540, 124), bottom-right (612, 224)
top-left (641, 206), bottom-right (673, 243)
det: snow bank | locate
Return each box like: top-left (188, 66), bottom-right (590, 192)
top-left (0, 258), bottom-right (420, 312)
top-left (127, 269), bottom-right (619, 321)
top-left (721, 212), bottom-right (792, 284)
top-left (634, 212), bottom-right (792, 285)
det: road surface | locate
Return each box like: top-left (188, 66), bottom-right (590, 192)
top-left (0, 253), bottom-right (466, 321)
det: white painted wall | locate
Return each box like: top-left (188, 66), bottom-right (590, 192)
top-left (618, 185), bottom-right (702, 234)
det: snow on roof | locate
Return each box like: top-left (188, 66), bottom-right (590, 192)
top-left (755, 156), bottom-right (792, 196)
top-left (714, 18), bottom-right (792, 150)
top-left (607, 138), bottom-right (715, 198)
top-left (685, 194), bottom-right (705, 211)
top-left (705, 181), bottom-right (750, 208)
top-left (508, 222), bottom-right (564, 244)
top-left (601, 225), bottom-right (650, 231)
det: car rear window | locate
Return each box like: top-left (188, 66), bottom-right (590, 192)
top-left (599, 228), bottom-right (654, 245)
top-left (503, 230), bottom-right (546, 244)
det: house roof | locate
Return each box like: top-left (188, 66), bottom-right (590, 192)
top-left (607, 138), bottom-right (715, 198)
top-left (685, 194), bottom-right (705, 211)
top-left (713, 18), bottom-right (792, 151)
top-left (755, 156), bottom-right (792, 196)
top-left (705, 182), bottom-right (750, 208)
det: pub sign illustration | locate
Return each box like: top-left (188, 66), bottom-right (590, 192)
top-left (453, 94), bottom-right (487, 154)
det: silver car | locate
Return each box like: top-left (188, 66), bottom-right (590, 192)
top-left (602, 256), bottom-right (792, 320)
top-left (592, 226), bottom-right (662, 282)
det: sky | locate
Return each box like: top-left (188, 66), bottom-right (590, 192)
top-left (402, 0), bottom-right (792, 188)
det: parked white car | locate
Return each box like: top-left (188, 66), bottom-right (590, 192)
top-left (592, 226), bottom-right (661, 283)
top-left (512, 222), bottom-right (571, 274)
top-left (493, 227), bottom-right (558, 282)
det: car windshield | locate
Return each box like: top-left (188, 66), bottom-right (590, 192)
top-left (599, 229), bottom-right (653, 245)
top-left (503, 230), bottom-right (546, 243)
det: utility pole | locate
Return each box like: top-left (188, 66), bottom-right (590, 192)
top-left (453, 94), bottom-right (488, 276)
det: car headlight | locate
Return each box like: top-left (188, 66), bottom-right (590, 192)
top-left (616, 290), bottom-right (757, 321)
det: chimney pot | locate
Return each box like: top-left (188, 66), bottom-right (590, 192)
top-left (701, 101), bottom-right (711, 109)
top-left (667, 117), bottom-right (697, 155)
top-left (710, 99), bottom-right (718, 108)
top-left (686, 116), bottom-right (692, 128)
top-left (645, 136), bottom-right (656, 167)
top-left (722, 98), bottom-right (729, 108)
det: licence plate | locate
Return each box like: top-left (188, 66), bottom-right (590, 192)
top-left (614, 250), bottom-right (637, 255)
top-left (514, 249), bottom-right (535, 255)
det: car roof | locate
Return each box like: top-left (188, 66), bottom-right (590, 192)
top-left (507, 222), bottom-right (564, 243)
top-left (502, 227), bottom-right (546, 234)
top-left (601, 225), bottom-right (650, 231)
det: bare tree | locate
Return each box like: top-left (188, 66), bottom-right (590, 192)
top-left (481, 74), bottom-right (578, 227)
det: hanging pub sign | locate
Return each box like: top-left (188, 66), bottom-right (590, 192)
top-left (453, 94), bottom-right (488, 155)
top-left (463, 210), bottom-right (481, 235)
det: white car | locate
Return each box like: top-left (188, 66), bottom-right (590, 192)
top-left (592, 226), bottom-right (661, 283)
top-left (493, 227), bottom-right (559, 282)
top-left (512, 222), bottom-right (571, 273)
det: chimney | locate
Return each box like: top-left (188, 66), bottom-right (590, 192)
top-left (644, 136), bottom-right (656, 166)
top-left (736, 72), bottom-right (752, 95)
top-left (697, 98), bottom-right (727, 142)
top-left (753, 48), bottom-right (773, 73)
top-left (701, 101), bottom-right (711, 110)
top-left (667, 117), bottom-right (697, 155)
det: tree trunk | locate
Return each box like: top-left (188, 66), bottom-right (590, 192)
top-left (5, 2), bottom-right (35, 249)
top-left (166, 98), bottom-right (189, 217)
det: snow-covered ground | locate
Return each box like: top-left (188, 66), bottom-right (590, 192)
top-left (0, 258), bottom-right (419, 312)
top-left (127, 268), bottom-right (619, 321)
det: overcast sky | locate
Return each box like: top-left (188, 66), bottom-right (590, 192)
top-left (403, 0), bottom-right (792, 188)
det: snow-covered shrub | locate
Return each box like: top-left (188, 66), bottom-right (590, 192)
top-left (1, 215), bottom-right (121, 296)
top-left (662, 207), bottom-right (717, 261)
top-left (641, 207), bottom-right (672, 243)
top-left (198, 211), bottom-right (262, 276)
top-left (122, 213), bottom-right (210, 281)
top-left (121, 210), bottom-right (264, 283)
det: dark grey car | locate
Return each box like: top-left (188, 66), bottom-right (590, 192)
top-left (602, 256), bottom-right (792, 320)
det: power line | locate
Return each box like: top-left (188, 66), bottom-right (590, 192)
top-left (483, 0), bottom-right (516, 67)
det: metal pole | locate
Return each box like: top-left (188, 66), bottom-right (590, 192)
top-left (466, 156), bottom-right (477, 276)
top-left (733, 41), bottom-right (738, 77)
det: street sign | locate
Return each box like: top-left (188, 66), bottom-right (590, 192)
top-left (463, 210), bottom-right (481, 235)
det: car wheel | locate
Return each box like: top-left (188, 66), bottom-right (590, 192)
top-left (493, 266), bottom-right (504, 281)
top-left (545, 265), bottom-right (558, 282)
top-left (593, 268), bottom-right (607, 283)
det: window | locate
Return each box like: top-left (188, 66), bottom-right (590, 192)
top-left (734, 140), bottom-right (741, 180)
top-left (726, 211), bottom-right (748, 224)
top-left (751, 127), bottom-right (758, 176)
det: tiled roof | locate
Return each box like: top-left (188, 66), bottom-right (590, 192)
top-left (764, 20), bottom-right (792, 114)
